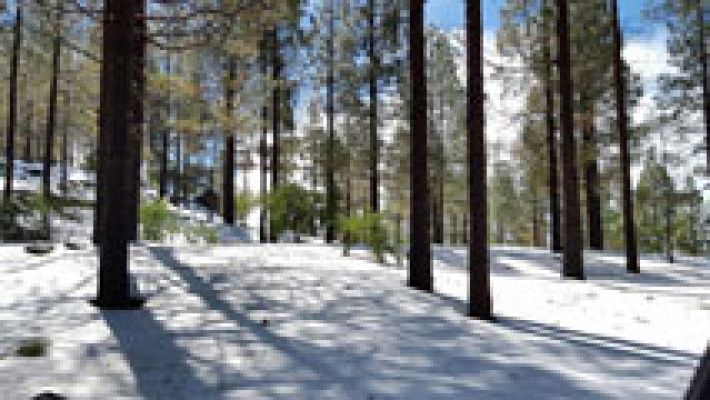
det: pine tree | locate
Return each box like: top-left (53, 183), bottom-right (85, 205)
top-left (408, 0), bottom-right (432, 292)
top-left (557, 0), bottom-right (584, 279)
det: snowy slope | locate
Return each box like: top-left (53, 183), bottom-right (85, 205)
top-left (0, 244), bottom-right (706, 399)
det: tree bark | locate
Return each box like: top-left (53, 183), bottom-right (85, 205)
top-left (222, 56), bottom-right (236, 226)
top-left (611, 0), bottom-right (639, 272)
top-left (4, 5), bottom-right (22, 203)
top-left (159, 54), bottom-right (170, 199)
top-left (94, 0), bottom-right (143, 308)
top-left (543, 0), bottom-right (562, 253)
top-left (369, 0), bottom-right (380, 213)
top-left (60, 91), bottom-right (70, 196)
top-left (270, 29), bottom-right (281, 242)
top-left (127, 0), bottom-right (146, 241)
top-left (44, 25), bottom-right (61, 201)
top-left (259, 37), bottom-right (268, 243)
top-left (582, 103), bottom-right (603, 250)
top-left (556, 0), bottom-right (584, 279)
top-left (24, 100), bottom-right (33, 162)
top-left (467, 0), bottom-right (492, 319)
top-left (686, 345), bottom-right (710, 400)
top-left (408, 0), bottom-right (432, 292)
top-left (699, 0), bottom-right (709, 176)
top-left (326, 0), bottom-right (336, 243)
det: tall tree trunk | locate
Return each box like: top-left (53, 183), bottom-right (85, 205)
top-left (4, 5), bottom-right (22, 203)
top-left (270, 29), bottom-right (281, 242)
top-left (94, 0), bottom-right (143, 309)
top-left (686, 345), bottom-right (710, 400)
top-left (222, 56), bottom-right (236, 226)
top-left (42, 18), bottom-right (62, 237)
top-left (127, 0), bottom-right (146, 241)
top-left (159, 54), bottom-right (170, 199)
top-left (582, 103), bottom-right (603, 250)
top-left (532, 198), bottom-right (541, 247)
top-left (543, 0), bottom-right (562, 253)
top-left (24, 100), bottom-right (32, 162)
top-left (665, 185), bottom-right (674, 263)
top-left (326, 0), bottom-right (336, 243)
top-left (368, 0), bottom-right (380, 213)
top-left (450, 213), bottom-right (458, 244)
top-left (408, 0), bottom-right (432, 292)
top-left (467, 0), bottom-right (492, 319)
top-left (61, 90), bottom-right (70, 196)
top-left (259, 37), bottom-right (268, 243)
top-left (699, 0), bottom-right (709, 176)
top-left (611, 0), bottom-right (639, 272)
top-left (556, 0), bottom-right (584, 279)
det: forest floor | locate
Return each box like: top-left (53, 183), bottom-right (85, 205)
top-left (0, 242), bottom-right (707, 399)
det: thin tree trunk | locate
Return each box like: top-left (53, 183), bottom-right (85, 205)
top-left (326, 0), bottom-right (336, 243)
top-left (270, 29), bottom-right (281, 242)
top-left (408, 0), bottom-right (432, 292)
top-left (4, 5), bottom-right (22, 203)
top-left (532, 198), bottom-right (541, 247)
top-left (61, 90), bottom-right (70, 196)
top-left (450, 213), bottom-right (458, 244)
top-left (94, 0), bottom-right (142, 309)
top-left (369, 0), bottom-right (380, 213)
top-left (467, 0), bottom-right (492, 318)
top-left (42, 17), bottom-right (62, 238)
top-left (556, 0), bottom-right (584, 279)
top-left (611, 0), bottom-right (639, 272)
top-left (699, 0), bottom-right (709, 176)
top-left (665, 186), bottom-right (674, 263)
top-left (582, 103), bottom-right (603, 250)
top-left (175, 131), bottom-right (182, 201)
top-left (222, 56), bottom-right (236, 226)
top-left (259, 37), bottom-right (268, 243)
top-left (159, 54), bottom-right (170, 199)
top-left (24, 100), bottom-right (32, 162)
top-left (543, 0), bottom-right (562, 253)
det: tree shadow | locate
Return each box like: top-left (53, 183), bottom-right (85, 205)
top-left (144, 246), bottom-right (631, 399)
top-left (433, 291), bottom-right (698, 365)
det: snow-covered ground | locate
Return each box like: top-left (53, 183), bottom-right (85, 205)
top-left (0, 243), bottom-right (706, 399)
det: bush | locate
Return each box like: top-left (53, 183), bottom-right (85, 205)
top-left (140, 200), bottom-right (179, 241)
top-left (234, 193), bottom-right (254, 222)
top-left (0, 198), bottom-right (47, 241)
top-left (187, 223), bottom-right (219, 244)
top-left (265, 184), bottom-right (323, 239)
top-left (339, 211), bottom-right (389, 264)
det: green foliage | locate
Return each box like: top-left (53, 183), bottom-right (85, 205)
top-left (0, 200), bottom-right (44, 241)
top-left (186, 223), bottom-right (219, 244)
top-left (339, 211), bottom-right (389, 264)
top-left (139, 200), bottom-right (179, 242)
top-left (265, 184), bottom-right (323, 239)
top-left (234, 192), bottom-right (254, 222)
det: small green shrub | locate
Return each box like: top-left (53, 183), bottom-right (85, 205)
top-left (339, 211), bottom-right (389, 263)
top-left (188, 223), bottom-right (219, 244)
top-left (234, 193), bottom-right (254, 222)
top-left (265, 184), bottom-right (323, 239)
top-left (140, 200), bottom-right (179, 241)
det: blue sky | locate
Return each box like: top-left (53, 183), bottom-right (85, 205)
top-left (426, 0), bottom-right (657, 36)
